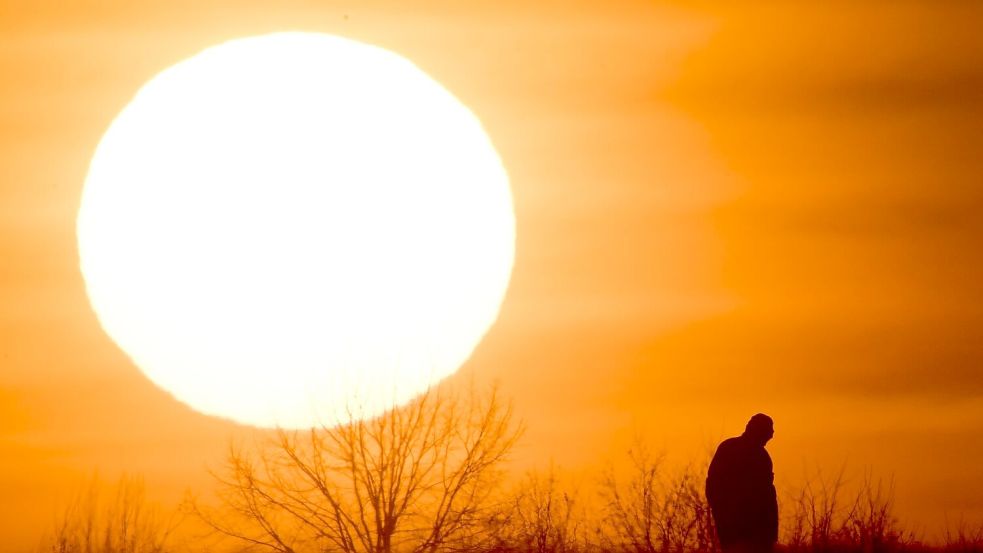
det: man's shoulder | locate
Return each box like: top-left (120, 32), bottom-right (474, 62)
top-left (711, 436), bottom-right (743, 459)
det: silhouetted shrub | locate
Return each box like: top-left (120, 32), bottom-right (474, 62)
top-left (484, 465), bottom-right (592, 553)
top-left (40, 475), bottom-right (178, 553)
top-left (782, 468), bottom-right (916, 553)
top-left (595, 440), bottom-right (714, 553)
top-left (942, 522), bottom-right (983, 553)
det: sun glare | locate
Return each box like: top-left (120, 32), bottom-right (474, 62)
top-left (77, 33), bottom-right (515, 428)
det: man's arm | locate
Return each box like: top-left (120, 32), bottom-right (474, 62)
top-left (764, 452), bottom-right (778, 543)
top-left (705, 442), bottom-right (726, 508)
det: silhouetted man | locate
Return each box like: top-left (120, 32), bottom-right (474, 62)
top-left (706, 414), bottom-right (778, 553)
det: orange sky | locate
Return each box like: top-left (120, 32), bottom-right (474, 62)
top-left (2, 0), bottom-right (982, 548)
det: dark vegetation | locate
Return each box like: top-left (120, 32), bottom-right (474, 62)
top-left (37, 388), bottom-right (983, 553)
top-left (42, 475), bottom-right (179, 553)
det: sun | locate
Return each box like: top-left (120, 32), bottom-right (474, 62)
top-left (76, 32), bottom-right (515, 428)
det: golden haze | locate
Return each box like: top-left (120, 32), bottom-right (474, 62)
top-left (0, 0), bottom-right (982, 549)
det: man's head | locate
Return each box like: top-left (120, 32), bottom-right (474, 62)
top-left (743, 413), bottom-right (774, 446)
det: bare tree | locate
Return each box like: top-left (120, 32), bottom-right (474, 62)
top-left (41, 475), bottom-right (178, 553)
top-left (192, 385), bottom-right (521, 553)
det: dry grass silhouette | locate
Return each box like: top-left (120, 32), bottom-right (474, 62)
top-left (783, 467), bottom-right (915, 553)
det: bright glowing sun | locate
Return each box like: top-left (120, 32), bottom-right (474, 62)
top-left (77, 33), bottom-right (515, 428)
